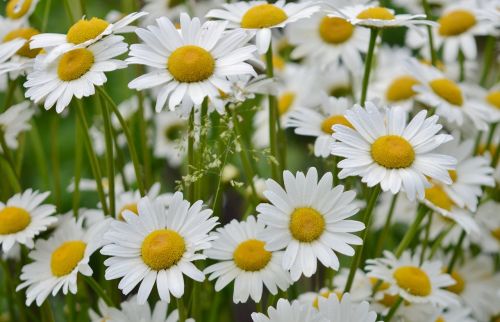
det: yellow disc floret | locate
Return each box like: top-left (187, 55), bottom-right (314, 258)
top-left (50, 241), bottom-right (87, 277)
top-left (66, 18), bottom-right (110, 45)
top-left (371, 135), bottom-right (415, 169)
top-left (357, 7), bottom-right (395, 20)
top-left (386, 76), bottom-right (419, 102)
top-left (491, 228), bottom-right (500, 241)
top-left (425, 185), bottom-right (454, 211)
top-left (6, 0), bottom-right (32, 19)
top-left (3, 27), bottom-right (41, 58)
top-left (446, 270), bottom-right (465, 294)
top-left (241, 4), bottom-right (288, 29)
top-left (141, 229), bottom-right (186, 270)
top-left (289, 207), bottom-right (325, 242)
top-left (429, 78), bottom-right (463, 106)
top-left (168, 45), bottom-right (215, 83)
top-left (448, 170), bottom-right (458, 183)
top-left (318, 17), bottom-right (355, 44)
top-left (118, 203), bottom-right (138, 220)
top-left (57, 48), bottom-right (95, 81)
top-left (486, 91), bottom-right (500, 110)
top-left (321, 115), bottom-right (353, 134)
top-left (393, 266), bottom-right (432, 296)
top-left (278, 92), bottom-right (295, 115)
top-left (312, 290), bottom-right (332, 309)
top-left (0, 207), bottom-right (31, 235)
top-left (438, 10), bottom-right (476, 36)
top-left (233, 239), bottom-right (272, 271)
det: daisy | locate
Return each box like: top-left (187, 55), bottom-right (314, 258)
top-left (326, 2), bottom-right (435, 29)
top-left (206, 0), bottom-right (320, 54)
top-left (316, 293), bottom-right (378, 322)
top-left (142, 0), bottom-right (222, 26)
top-left (17, 216), bottom-right (109, 306)
top-left (407, 59), bottom-right (492, 130)
top-left (365, 250), bottom-right (459, 307)
top-left (466, 83), bottom-right (500, 122)
top-left (286, 96), bottom-right (353, 158)
top-left (251, 298), bottom-right (323, 322)
top-left (127, 14), bottom-right (257, 112)
top-left (0, 101), bottom-right (34, 151)
top-left (4, 0), bottom-right (39, 21)
top-left (204, 216), bottom-right (291, 303)
top-left (154, 110), bottom-right (188, 167)
top-left (331, 103), bottom-right (456, 201)
top-left (29, 12), bottom-right (147, 63)
top-left (474, 200), bottom-right (500, 254)
top-left (101, 193), bottom-right (218, 304)
top-left (256, 167), bottom-right (364, 281)
top-left (24, 35), bottom-right (128, 113)
top-left (286, 11), bottom-right (369, 72)
top-left (0, 26), bottom-right (42, 78)
top-left (332, 268), bottom-right (374, 303)
top-left (114, 182), bottom-right (170, 220)
top-left (0, 189), bottom-right (56, 252)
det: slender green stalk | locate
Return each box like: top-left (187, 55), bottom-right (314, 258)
top-left (99, 94), bottom-right (116, 217)
top-left (15, 133), bottom-right (26, 176)
top-left (41, 0), bottom-right (53, 31)
top-left (84, 276), bottom-right (114, 307)
top-left (1, 260), bottom-right (16, 322)
top-left (40, 301), bottom-right (55, 322)
top-left (394, 205), bottom-right (429, 257)
top-left (177, 297), bottom-right (187, 322)
top-left (98, 88), bottom-right (146, 196)
top-left (480, 36), bottom-right (495, 86)
top-left (208, 291), bottom-right (222, 322)
top-left (265, 43), bottom-right (281, 182)
top-left (429, 224), bottom-right (453, 259)
top-left (2, 79), bottom-right (16, 112)
top-left (485, 122), bottom-right (498, 149)
top-left (374, 193), bottom-right (399, 257)
top-left (187, 109), bottom-right (195, 202)
top-left (62, 0), bottom-right (75, 23)
top-left (0, 130), bottom-right (20, 180)
top-left (422, 0), bottom-right (438, 66)
top-left (73, 119), bottom-right (83, 217)
top-left (75, 100), bottom-right (109, 214)
top-left (344, 185), bottom-right (381, 292)
top-left (197, 99), bottom-right (209, 200)
top-left (0, 157), bottom-right (21, 193)
top-left (384, 296), bottom-right (403, 322)
top-left (473, 131), bottom-right (483, 155)
top-left (447, 230), bottom-right (466, 273)
top-left (458, 50), bottom-right (465, 82)
top-left (359, 28), bottom-right (379, 106)
top-left (137, 91), bottom-right (152, 189)
top-left (50, 115), bottom-right (62, 210)
top-left (29, 121), bottom-right (50, 190)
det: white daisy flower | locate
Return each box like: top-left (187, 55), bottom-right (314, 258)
top-left (206, 0), bottom-right (320, 54)
top-left (101, 193), bottom-right (218, 304)
top-left (316, 293), bottom-right (379, 322)
top-left (466, 83), bottom-right (500, 122)
top-left (142, 0), bottom-right (223, 26)
top-left (114, 182), bottom-right (171, 220)
top-left (331, 103), bottom-right (456, 201)
top-left (256, 167), bottom-right (364, 281)
top-left (204, 216), bottom-right (291, 303)
top-left (154, 110), bottom-right (188, 167)
top-left (17, 216), bottom-right (109, 306)
top-left (30, 12), bottom-right (147, 63)
top-left (128, 14), bottom-right (257, 112)
top-left (24, 35), bottom-right (128, 113)
top-left (251, 298), bottom-right (323, 322)
top-left (0, 101), bottom-right (34, 151)
top-left (365, 250), bottom-right (459, 307)
top-left (0, 189), bottom-right (56, 252)
top-left (474, 200), bottom-right (500, 254)
top-left (286, 96), bottom-right (353, 158)
top-left (326, 2), bottom-right (435, 29)
top-left (332, 268), bottom-right (374, 303)
top-left (286, 11), bottom-right (369, 72)
top-left (4, 0), bottom-right (39, 21)
top-left (407, 59), bottom-right (492, 130)
top-left (0, 26), bottom-right (42, 78)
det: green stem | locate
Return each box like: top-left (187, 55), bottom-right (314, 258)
top-left (473, 131), bottom-right (483, 155)
top-left (266, 43), bottom-right (281, 182)
top-left (360, 28), bottom-right (379, 106)
top-left (73, 119), bottom-right (83, 217)
top-left (187, 109), bottom-right (195, 202)
top-left (480, 36), bottom-right (495, 86)
top-left (137, 91), bottom-right (152, 189)
top-left (2, 79), bottom-right (17, 112)
top-left (429, 224), bottom-right (453, 259)
top-left (384, 296), bottom-right (403, 322)
top-left (177, 297), bottom-right (187, 322)
top-left (29, 120), bottom-right (50, 190)
top-left (394, 205), bottom-right (429, 257)
top-left (40, 301), bottom-right (55, 322)
top-left (50, 115), bottom-right (62, 211)
top-left (458, 50), bottom-right (465, 82)
top-left (196, 99), bottom-right (209, 200)
top-left (99, 94), bottom-right (116, 217)
top-left (447, 230), bottom-right (466, 273)
top-left (41, 0), bottom-right (53, 31)
top-left (1, 260), bottom-right (16, 322)
top-left (84, 276), bottom-right (114, 307)
top-left (422, 0), bottom-right (437, 66)
top-left (0, 157), bottom-right (21, 193)
top-left (75, 100), bottom-right (109, 215)
top-left (374, 193), bottom-right (399, 257)
top-left (62, 0), bottom-right (75, 23)
top-left (343, 185), bottom-right (381, 293)
top-left (0, 130), bottom-right (20, 182)
top-left (485, 122), bottom-right (498, 149)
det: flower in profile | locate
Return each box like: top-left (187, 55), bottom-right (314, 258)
top-left (0, 25), bottom-right (42, 78)
top-left (286, 96), bottom-right (353, 158)
top-left (4, 0), bottom-right (39, 22)
top-left (101, 193), bottom-right (218, 304)
top-left (0, 101), bottom-right (34, 151)
top-left (206, 0), bottom-right (319, 54)
top-left (316, 293), bottom-right (378, 322)
top-left (0, 189), bottom-right (56, 252)
top-left (17, 217), bottom-right (109, 306)
top-left (128, 13), bottom-right (257, 112)
top-left (257, 167), bottom-right (363, 281)
top-left (24, 35), bottom-right (128, 113)
top-left (331, 103), bottom-right (456, 201)
top-left (366, 250), bottom-right (459, 306)
top-left (251, 298), bottom-right (323, 322)
top-left (204, 216), bottom-right (291, 303)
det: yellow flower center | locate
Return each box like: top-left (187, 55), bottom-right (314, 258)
top-left (273, 55), bottom-right (285, 71)
top-left (57, 48), bottom-right (95, 81)
top-left (393, 266), bottom-right (432, 296)
top-left (486, 91), bottom-right (500, 109)
top-left (425, 185), bottom-right (454, 211)
top-left (438, 10), bottom-right (476, 36)
top-left (312, 290), bottom-right (333, 309)
top-left (167, 45), bottom-right (215, 83)
top-left (371, 135), bottom-right (415, 169)
top-left (289, 207), bottom-right (325, 242)
top-left (378, 293), bottom-right (399, 307)
top-left (233, 239), bottom-right (272, 271)
top-left (6, 0), bottom-right (32, 19)
top-left (118, 203), bottom-right (138, 220)
top-left (241, 4), bottom-right (288, 29)
top-left (66, 18), bottom-right (110, 45)
top-left (141, 229), bottom-right (186, 270)
top-left (446, 270), bottom-right (465, 294)
top-left (3, 27), bottom-right (41, 58)
top-left (370, 277), bottom-right (391, 291)
top-left (435, 317), bottom-right (445, 322)
top-left (429, 78), bottom-right (463, 106)
top-left (50, 241), bottom-right (87, 277)
top-left (491, 228), bottom-right (500, 241)
top-left (448, 170), bottom-right (457, 183)
top-left (318, 17), bottom-right (355, 44)
top-left (0, 207), bottom-right (31, 235)
top-left (321, 115), bottom-right (353, 134)
top-left (386, 76), bottom-right (419, 102)
top-left (278, 92), bottom-right (295, 115)
top-left (357, 7), bottom-right (395, 20)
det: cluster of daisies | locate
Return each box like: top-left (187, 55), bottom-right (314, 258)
top-left (0, 0), bottom-right (500, 321)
